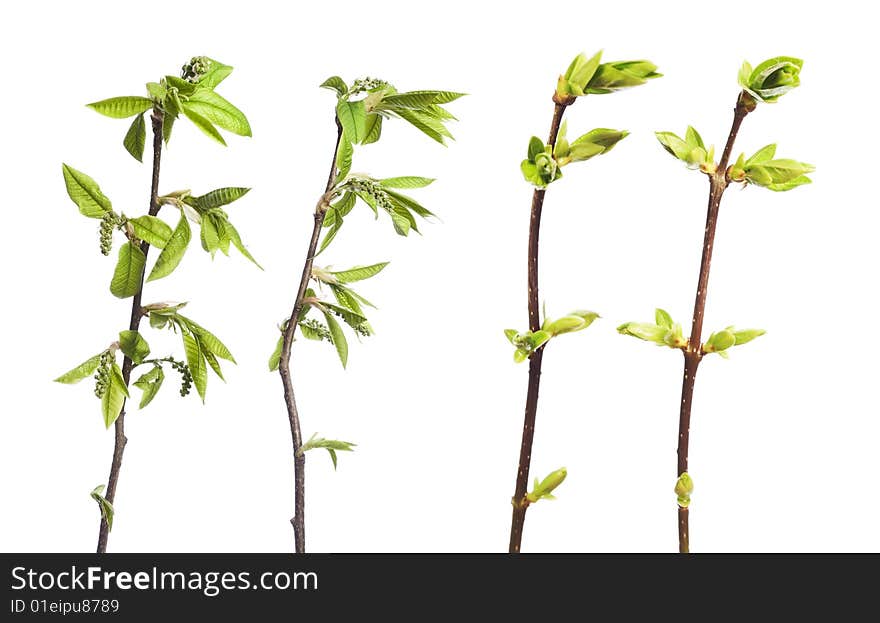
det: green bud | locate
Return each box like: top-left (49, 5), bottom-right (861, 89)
top-left (738, 56), bottom-right (803, 103)
top-left (675, 472), bottom-right (693, 508)
top-left (663, 324), bottom-right (687, 349)
top-left (617, 321), bottom-right (667, 345)
top-left (732, 328), bottom-right (766, 345)
top-left (656, 127), bottom-right (714, 171)
top-left (744, 157), bottom-right (814, 192)
top-left (655, 308), bottom-right (673, 330)
top-left (527, 467), bottom-right (568, 503)
top-left (557, 51), bottom-right (603, 98)
top-left (521, 137), bottom-right (562, 188)
top-left (704, 329), bottom-right (736, 353)
top-left (586, 59), bottom-right (662, 94)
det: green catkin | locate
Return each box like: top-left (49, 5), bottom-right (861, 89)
top-left (99, 214), bottom-right (115, 256)
top-left (181, 56), bottom-right (210, 83)
top-left (93, 351), bottom-right (112, 397)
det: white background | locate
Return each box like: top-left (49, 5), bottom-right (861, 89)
top-left (1, 0), bottom-right (877, 553)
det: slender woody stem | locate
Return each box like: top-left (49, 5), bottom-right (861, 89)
top-left (509, 102), bottom-right (567, 554)
top-left (278, 117), bottom-right (343, 553)
top-left (675, 94), bottom-right (750, 553)
top-left (96, 108), bottom-right (164, 553)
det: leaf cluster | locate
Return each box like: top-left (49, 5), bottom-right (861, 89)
top-left (521, 122), bottom-right (629, 188)
top-left (556, 50), bottom-right (661, 99)
top-left (505, 310), bottom-right (599, 363)
top-left (87, 56), bottom-right (250, 158)
top-left (298, 433), bottom-right (356, 470)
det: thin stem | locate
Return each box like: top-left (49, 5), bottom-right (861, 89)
top-left (675, 94), bottom-right (750, 554)
top-left (278, 117), bottom-right (343, 553)
top-left (509, 102), bottom-right (567, 554)
top-left (96, 108), bottom-right (164, 553)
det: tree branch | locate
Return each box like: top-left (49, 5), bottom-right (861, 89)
top-left (675, 93), bottom-right (751, 553)
top-left (509, 101), bottom-right (567, 553)
top-left (278, 117), bottom-right (343, 553)
top-left (97, 107), bottom-right (164, 553)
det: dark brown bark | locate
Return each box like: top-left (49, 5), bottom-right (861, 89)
top-left (97, 108), bottom-right (164, 553)
top-left (508, 102), bottom-right (567, 554)
top-left (674, 94), bottom-right (750, 553)
top-left (277, 117), bottom-right (343, 553)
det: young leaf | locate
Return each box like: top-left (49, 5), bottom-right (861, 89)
top-left (322, 310), bottom-right (348, 368)
top-left (225, 220), bottom-right (262, 268)
top-left (200, 214), bottom-right (221, 255)
top-left (91, 485), bottom-right (115, 531)
top-left (298, 433), bottom-right (356, 470)
top-left (87, 96), bottom-right (153, 119)
top-left (110, 241), bottom-right (146, 299)
top-left (196, 58), bottom-right (233, 89)
top-left (118, 330), bottom-right (150, 364)
top-left (362, 114), bottom-right (383, 145)
top-left (320, 76), bottom-right (348, 97)
top-left (181, 103), bottom-right (227, 146)
top-left (377, 176), bottom-right (435, 189)
top-left (102, 361), bottom-right (129, 428)
top-left (54, 353), bottom-right (103, 384)
top-left (147, 212), bottom-right (191, 282)
top-left (188, 187), bottom-right (250, 210)
top-left (336, 99), bottom-right (366, 144)
top-left (184, 90), bottom-right (251, 137)
top-left (129, 215), bottom-right (172, 248)
top-left (61, 164), bottom-right (112, 218)
top-left (335, 137), bottom-right (353, 182)
top-left (331, 262), bottom-right (389, 283)
top-left (182, 333), bottom-right (208, 402)
top-left (268, 333), bottom-right (284, 372)
top-left (179, 315), bottom-right (235, 362)
top-left (123, 113), bottom-right (147, 162)
top-left (655, 308), bottom-right (674, 330)
top-left (133, 366), bottom-right (164, 409)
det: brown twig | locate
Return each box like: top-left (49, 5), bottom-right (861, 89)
top-left (508, 101), bottom-right (567, 553)
top-left (277, 117), bottom-right (343, 553)
top-left (675, 93), bottom-right (751, 553)
top-left (96, 108), bottom-right (164, 553)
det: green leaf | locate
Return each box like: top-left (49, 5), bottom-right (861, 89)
top-left (118, 330), bottom-right (150, 364)
top-left (335, 137), bottom-right (354, 182)
top-left (147, 212), bottom-right (191, 282)
top-left (179, 315), bottom-right (235, 362)
top-left (362, 114), bottom-right (383, 145)
top-left (202, 348), bottom-right (225, 381)
top-left (224, 219), bottom-right (261, 268)
top-left (102, 361), bottom-right (129, 428)
top-left (87, 96), bottom-right (153, 119)
top-left (733, 328), bottom-right (766, 345)
top-left (129, 215), bottom-right (172, 248)
top-left (185, 89), bottom-right (251, 137)
top-left (322, 311), bottom-right (348, 368)
top-left (381, 92), bottom-right (440, 109)
top-left (91, 485), bottom-right (115, 531)
top-left (331, 262), bottom-right (389, 283)
top-left (268, 333), bottom-right (284, 372)
top-left (181, 103), bottom-right (227, 146)
top-left (62, 164), bottom-right (112, 218)
top-left (336, 99), bottom-right (366, 144)
top-left (197, 58), bottom-right (233, 89)
top-left (133, 366), bottom-right (164, 409)
top-left (527, 136), bottom-right (545, 161)
top-left (526, 467), bottom-right (568, 503)
top-left (655, 308), bottom-right (673, 330)
top-left (182, 332), bottom-right (207, 402)
top-left (299, 433), bottom-right (356, 470)
top-left (746, 144), bottom-right (777, 166)
top-left (110, 242), bottom-right (146, 299)
top-left (318, 210), bottom-right (342, 255)
top-left (393, 107), bottom-right (448, 144)
top-left (123, 113), bottom-right (146, 162)
top-left (377, 176), bottom-right (435, 189)
top-left (188, 187), bottom-right (250, 210)
top-left (54, 353), bottom-right (103, 384)
top-left (329, 284), bottom-right (365, 317)
top-left (200, 214), bottom-right (220, 255)
top-left (320, 76), bottom-right (348, 97)
top-left (685, 126), bottom-right (705, 149)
